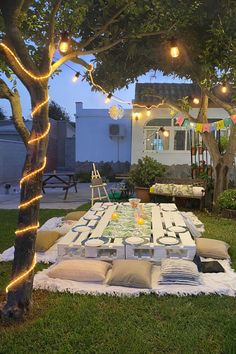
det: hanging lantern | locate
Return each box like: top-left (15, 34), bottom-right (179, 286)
top-left (109, 104), bottom-right (124, 120)
top-left (59, 32), bottom-right (70, 54)
top-left (170, 38), bottom-right (180, 58)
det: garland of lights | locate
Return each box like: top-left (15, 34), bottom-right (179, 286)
top-left (1, 37), bottom-right (233, 295)
top-left (0, 42), bottom-right (51, 294)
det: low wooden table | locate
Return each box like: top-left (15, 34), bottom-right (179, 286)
top-left (57, 202), bottom-right (196, 262)
top-left (42, 172), bottom-right (77, 200)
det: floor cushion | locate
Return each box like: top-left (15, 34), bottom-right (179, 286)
top-left (201, 261), bottom-right (225, 273)
top-left (48, 259), bottom-right (111, 282)
top-left (159, 259), bottom-right (200, 285)
top-left (107, 260), bottom-right (153, 289)
top-left (35, 230), bottom-right (61, 252)
top-left (196, 238), bottom-right (230, 259)
top-left (64, 210), bottom-right (87, 221)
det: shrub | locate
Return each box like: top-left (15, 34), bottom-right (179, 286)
top-left (217, 189), bottom-right (236, 210)
top-left (128, 156), bottom-right (165, 188)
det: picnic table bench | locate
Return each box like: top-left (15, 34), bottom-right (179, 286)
top-left (42, 172), bottom-right (78, 200)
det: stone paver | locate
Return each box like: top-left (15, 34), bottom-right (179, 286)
top-left (0, 183), bottom-right (91, 209)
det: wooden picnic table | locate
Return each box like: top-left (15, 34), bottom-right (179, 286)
top-left (42, 171), bottom-right (78, 200)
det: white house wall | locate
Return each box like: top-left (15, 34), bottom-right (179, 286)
top-left (75, 102), bottom-right (132, 163)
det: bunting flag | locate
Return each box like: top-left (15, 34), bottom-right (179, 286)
top-left (176, 115), bottom-right (184, 126)
top-left (173, 113), bottom-right (236, 133)
top-left (231, 115), bottom-right (236, 124)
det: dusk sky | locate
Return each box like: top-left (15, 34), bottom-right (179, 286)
top-left (0, 59), bottom-right (184, 121)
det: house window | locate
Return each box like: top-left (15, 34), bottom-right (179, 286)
top-left (144, 118), bottom-right (190, 152)
top-left (145, 129), bottom-right (170, 151)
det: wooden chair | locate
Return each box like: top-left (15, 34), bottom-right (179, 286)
top-left (90, 163), bottom-right (110, 206)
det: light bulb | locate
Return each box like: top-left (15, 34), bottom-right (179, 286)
top-left (163, 130), bottom-right (169, 137)
top-left (193, 97), bottom-right (200, 105)
top-left (221, 84), bottom-right (227, 93)
top-left (105, 93), bottom-right (112, 104)
top-left (59, 32), bottom-right (70, 53)
top-left (72, 72), bottom-right (80, 82)
top-left (146, 109), bottom-right (151, 117)
top-left (170, 38), bottom-right (179, 58)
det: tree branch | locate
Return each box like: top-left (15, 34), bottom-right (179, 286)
top-left (0, 79), bottom-right (30, 146)
top-left (40, 0), bottom-right (62, 71)
top-left (0, 2), bottom-right (38, 75)
top-left (79, 5), bottom-right (128, 49)
top-left (51, 38), bottom-right (123, 73)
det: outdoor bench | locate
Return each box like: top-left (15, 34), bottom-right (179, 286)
top-left (150, 178), bottom-right (206, 210)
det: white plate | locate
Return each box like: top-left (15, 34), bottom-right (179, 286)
top-left (157, 236), bottom-right (179, 245)
top-left (167, 226), bottom-right (187, 233)
top-left (84, 214), bottom-right (100, 221)
top-left (91, 207), bottom-right (105, 212)
top-left (125, 236), bottom-right (144, 245)
top-left (85, 238), bottom-right (104, 247)
top-left (72, 225), bottom-right (92, 233)
top-left (161, 205), bottom-right (177, 212)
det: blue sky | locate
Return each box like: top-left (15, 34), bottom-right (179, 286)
top-left (0, 61), bottom-right (184, 121)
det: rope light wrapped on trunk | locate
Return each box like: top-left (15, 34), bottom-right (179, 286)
top-left (0, 43), bottom-right (51, 294)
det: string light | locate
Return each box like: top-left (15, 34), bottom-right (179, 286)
top-left (59, 32), bottom-right (70, 54)
top-left (105, 93), bottom-right (112, 104)
top-left (28, 123), bottom-right (51, 144)
top-left (0, 43), bottom-right (52, 80)
top-left (15, 223), bottom-right (40, 236)
top-left (6, 254), bottom-right (36, 294)
top-left (18, 195), bottom-right (43, 209)
top-left (31, 97), bottom-right (49, 117)
top-left (193, 97), bottom-right (200, 105)
top-left (72, 72), bottom-right (80, 82)
top-left (20, 157), bottom-right (47, 187)
top-left (170, 38), bottom-right (180, 58)
top-left (221, 83), bottom-right (228, 94)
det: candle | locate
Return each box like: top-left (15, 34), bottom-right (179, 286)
top-left (137, 217), bottom-right (145, 225)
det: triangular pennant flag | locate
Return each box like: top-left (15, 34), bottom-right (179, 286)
top-left (217, 120), bottom-right (225, 130)
top-left (202, 123), bottom-right (210, 133)
top-left (176, 115), bottom-right (184, 126)
top-left (230, 114), bottom-right (236, 124)
top-left (183, 119), bottom-right (190, 128)
top-left (224, 118), bottom-right (233, 127)
top-left (195, 123), bottom-right (203, 133)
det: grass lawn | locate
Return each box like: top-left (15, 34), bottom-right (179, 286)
top-left (0, 208), bottom-right (236, 354)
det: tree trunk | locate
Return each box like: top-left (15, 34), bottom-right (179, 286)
top-left (1, 86), bottom-right (49, 320)
top-left (213, 161), bottom-right (229, 205)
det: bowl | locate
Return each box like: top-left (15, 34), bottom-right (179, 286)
top-left (128, 198), bottom-right (141, 208)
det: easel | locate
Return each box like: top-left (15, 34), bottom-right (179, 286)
top-left (90, 163), bottom-right (110, 206)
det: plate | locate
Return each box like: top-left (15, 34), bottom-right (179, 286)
top-left (91, 207), bottom-right (105, 212)
top-left (161, 205), bottom-right (177, 212)
top-left (157, 236), bottom-right (180, 245)
top-left (125, 236), bottom-right (144, 245)
top-left (72, 225), bottom-right (92, 233)
top-left (85, 238), bottom-right (104, 247)
top-left (167, 226), bottom-right (187, 233)
top-left (83, 214), bottom-right (100, 221)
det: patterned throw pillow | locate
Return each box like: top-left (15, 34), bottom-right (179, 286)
top-left (154, 183), bottom-right (173, 195)
top-left (172, 184), bottom-right (193, 197)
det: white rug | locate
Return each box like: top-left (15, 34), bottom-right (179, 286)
top-left (33, 260), bottom-right (236, 297)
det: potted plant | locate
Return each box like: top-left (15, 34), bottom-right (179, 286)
top-left (128, 156), bottom-right (165, 202)
top-left (217, 189), bottom-right (236, 219)
top-left (191, 163), bottom-right (198, 178)
top-left (191, 146), bottom-right (197, 155)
